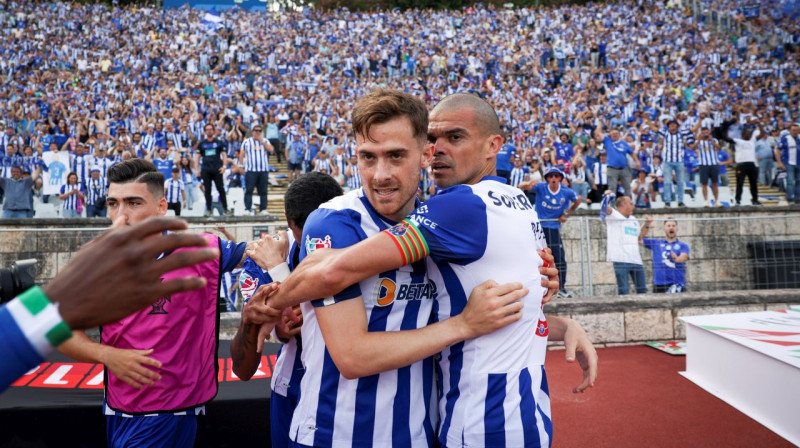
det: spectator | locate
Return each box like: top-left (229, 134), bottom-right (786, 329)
top-left (721, 119), bottom-right (762, 206)
top-left (59, 172), bottom-right (85, 218)
top-left (239, 124), bottom-right (274, 216)
top-left (178, 154), bottom-right (199, 211)
top-left (196, 124), bottom-right (233, 217)
top-left (776, 123), bottom-right (800, 204)
top-left (588, 150), bottom-right (609, 205)
top-left (568, 155), bottom-right (590, 202)
top-left (755, 130), bottom-right (776, 187)
top-left (696, 126), bottom-right (722, 207)
top-left (658, 119), bottom-right (694, 207)
top-left (594, 125), bottom-right (639, 198)
top-left (164, 167), bottom-right (186, 216)
top-left (530, 167), bottom-right (582, 298)
top-left (639, 216), bottom-right (691, 293)
top-left (0, 165), bottom-right (41, 218)
top-left (604, 193), bottom-right (647, 295)
top-left (84, 167), bottom-right (108, 218)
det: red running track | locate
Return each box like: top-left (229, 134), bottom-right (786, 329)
top-left (545, 345), bottom-right (794, 448)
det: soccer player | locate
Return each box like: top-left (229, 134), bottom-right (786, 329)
top-left (231, 172), bottom-right (344, 448)
top-left (57, 159), bottom-right (248, 448)
top-left (244, 90), bottom-right (539, 448)
top-left (255, 91), bottom-right (597, 448)
top-left (0, 217), bottom-right (217, 392)
top-left (639, 216), bottom-right (691, 293)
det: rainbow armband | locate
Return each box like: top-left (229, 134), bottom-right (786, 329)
top-left (383, 219), bottom-right (430, 266)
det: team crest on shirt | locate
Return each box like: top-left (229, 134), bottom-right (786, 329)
top-left (535, 319), bottom-right (549, 337)
top-left (239, 273), bottom-right (259, 300)
top-left (305, 235), bottom-right (332, 253)
top-left (387, 221), bottom-right (411, 238)
top-left (148, 296), bottom-right (171, 315)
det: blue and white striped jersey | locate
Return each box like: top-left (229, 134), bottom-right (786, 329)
top-left (239, 234), bottom-right (304, 400)
top-left (164, 179), bottom-right (184, 203)
top-left (510, 166), bottom-right (529, 188)
top-left (332, 153), bottom-right (348, 177)
top-left (241, 137), bottom-right (270, 172)
top-left (60, 183), bottom-right (83, 211)
top-left (696, 138), bottom-right (719, 166)
top-left (291, 189), bottom-right (436, 448)
top-left (84, 177), bottom-right (108, 206)
top-left (346, 164), bottom-right (361, 190)
top-left (384, 176), bottom-right (552, 448)
top-left (658, 129), bottom-right (695, 163)
top-left (314, 157), bottom-right (332, 174)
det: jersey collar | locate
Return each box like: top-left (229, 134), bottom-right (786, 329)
top-left (482, 175), bottom-right (507, 184)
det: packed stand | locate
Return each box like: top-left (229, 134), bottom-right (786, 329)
top-left (0, 0), bottom-right (799, 218)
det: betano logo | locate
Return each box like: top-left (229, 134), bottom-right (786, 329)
top-left (373, 277), bottom-right (438, 307)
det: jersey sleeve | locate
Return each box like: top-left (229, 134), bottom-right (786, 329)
top-left (679, 242), bottom-right (691, 258)
top-left (238, 257), bottom-right (272, 304)
top-left (219, 239), bottom-right (248, 273)
top-left (382, 185), bottom-right (487, 266)
top-left (300, 208), bottom-right (364, 307)
top-left (642, 238), bottom-right (656, 250)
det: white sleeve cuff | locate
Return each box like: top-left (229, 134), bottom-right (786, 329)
top-left (268, 262), bottom-right (291, 283)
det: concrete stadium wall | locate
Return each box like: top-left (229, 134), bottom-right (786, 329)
top-left (542, 289), bottom-right (798, 346)
top-left (3, 207), bottom-right (798, 289)
top-left (2, 208), bottom-right (798, 344)
top-left (558, 206), bottom-right (800, 296)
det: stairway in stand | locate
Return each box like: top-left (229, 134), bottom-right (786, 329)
top-left (756, 183), bottom-right (786, 206)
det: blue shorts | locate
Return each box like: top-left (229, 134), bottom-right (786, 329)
top-left (106, 414), bottom-right (197, 448)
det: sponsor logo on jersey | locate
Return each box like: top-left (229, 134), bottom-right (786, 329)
top-left (239, 273), bottom-right (259, 300)
top-left (408, 214), bottom-right (438, 230)
top-left (416, 204), bottom-right (429, 214)
top-left (305, 235), bottom-right (332, 253)
top-left (373, 277), bottom-right (438, 307)
top-left (535, 319), bottom-right (549, 337)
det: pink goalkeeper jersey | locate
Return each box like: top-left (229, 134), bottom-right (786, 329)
top-left (101, 233), bottom-right (221, 414)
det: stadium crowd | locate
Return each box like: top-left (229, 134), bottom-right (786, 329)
top-left (0, 0), bottom-right (799, 218)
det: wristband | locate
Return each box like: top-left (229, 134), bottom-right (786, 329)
top-left (267, 262), bottom-right (291, 283)
top-left (6, 286), bottom-right (73, 356)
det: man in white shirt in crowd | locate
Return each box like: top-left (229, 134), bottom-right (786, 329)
top-left (603, 192), bottom-right (647, 294)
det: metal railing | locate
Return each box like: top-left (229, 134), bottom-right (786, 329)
top-left (555, 213), bottom-right (800, 297)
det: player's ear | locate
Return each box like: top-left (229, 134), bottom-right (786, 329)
top-left (157, 196), bottom-right (168, 216)
top-left (420, 141), bottom-right (434, 170)
top-left (486, 134), bottom-right (503, 159)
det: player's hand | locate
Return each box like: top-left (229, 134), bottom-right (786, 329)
top-left (247, 231), bottom-right (289, 271)
top-left (275, 305), bottom-right (303, 341)
top-left (538, 248), bottom-right (559, 305)
top-left (101, 347), bottom-right (162, 390)
top-left (45, 216), bottom-right (218, 330)
top-left (563, 319), bottom-right (598, 393)
top-left (558, 214), bottom-right (568, 223)
top-left (457, 280), bottom-right (528, 339)
top-left (243, 283), bottom-right (283, 352)
top-left (242, 282), bottom-right (282, 328)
